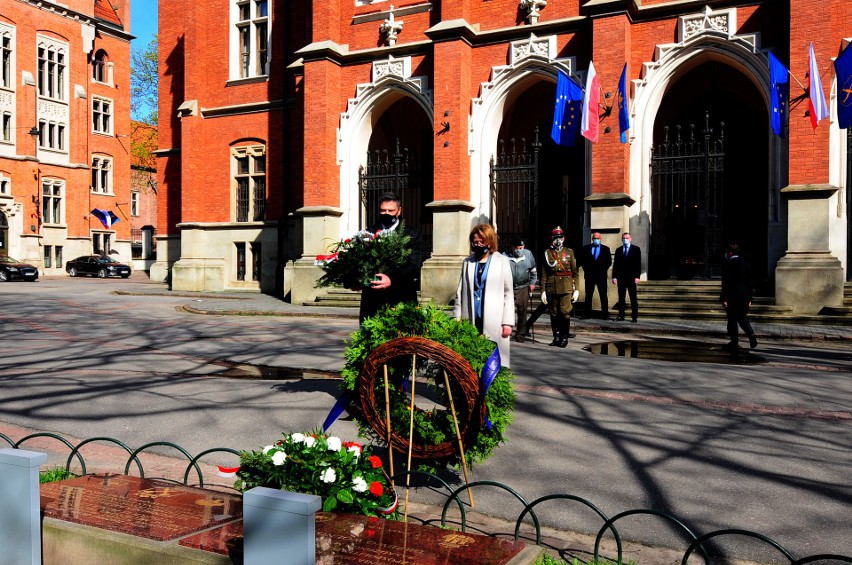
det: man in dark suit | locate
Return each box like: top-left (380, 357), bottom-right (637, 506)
top-left (720, 242), bottom-right (757, 349)
top-left (578, 231), bottom-right (611, 319)
top-left (611, 232), bottom-right (641, 322)
top-left (359, 192), bottom-right (424, 324)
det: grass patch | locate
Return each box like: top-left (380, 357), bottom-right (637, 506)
top-left (39, 467), bottom-right (73, 483)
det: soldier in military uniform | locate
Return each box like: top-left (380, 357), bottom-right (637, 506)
top-left (540, 226), bottom-right (580, 347)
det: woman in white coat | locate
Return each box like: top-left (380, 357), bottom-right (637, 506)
top-left (453, 224), bottom-right (515, 367)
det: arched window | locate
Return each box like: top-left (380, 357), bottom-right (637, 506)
top-left (92, 49), bottom-right (107, 83)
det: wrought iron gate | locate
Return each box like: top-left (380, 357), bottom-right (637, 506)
top-left (358, 139), bottom-right (432, 255)
top-left (489, 127), bottom-right (541, 253)
top-left (650, 112), bottom-right (725, 279)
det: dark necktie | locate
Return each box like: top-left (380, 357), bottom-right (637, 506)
top-left (593, 247), bottom-right (599, 260)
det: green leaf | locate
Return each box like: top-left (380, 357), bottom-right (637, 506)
top-left (336, 489), bottom-right (354, 504)
top-left (323, 496), bottom-right (338, 512)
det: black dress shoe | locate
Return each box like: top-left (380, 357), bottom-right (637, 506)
top-left (614, 316), bottom-right (625, 321)
top-left (749, 335), bottom-right (758, 349)
top-left (631, 318), bottom-right (638, 323)
top-left (558, 337), bottom-right (569, 348)
top-left (549, 338), bottom-right (560, 346)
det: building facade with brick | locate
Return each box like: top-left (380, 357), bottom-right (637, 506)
top-left (0, 0), bottom-right (133, 274)
top-left (130, 120), bottom-right (157, 269)
top-left (156, 0), bottom-right (850, 314)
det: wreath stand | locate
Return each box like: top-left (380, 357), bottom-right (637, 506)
top-left (358, 337), bottom-right (484, 519)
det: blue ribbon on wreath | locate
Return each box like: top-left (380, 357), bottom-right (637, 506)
top-left (322, 393), bottom-right (350, 432)
top-left (480, 344), bottom-right (501, 430)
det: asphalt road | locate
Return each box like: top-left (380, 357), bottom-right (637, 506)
top-left (1, 276), bottom-right (849, 561)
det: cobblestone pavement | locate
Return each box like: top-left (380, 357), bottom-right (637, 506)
top-left (1, 275), bottom-right (849, 563)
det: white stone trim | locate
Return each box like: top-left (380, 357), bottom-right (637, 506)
top-left (337, 54), bottom-right (432, 236)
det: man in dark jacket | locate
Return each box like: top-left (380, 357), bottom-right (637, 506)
top-left (578, 231), bottom-right (611, 319)
top-left (359, 192), bottom-right (423, 324)
top-left (611, 232), bottom-right (641, 322)
top-left (720, 242), bottom-right (757, 349)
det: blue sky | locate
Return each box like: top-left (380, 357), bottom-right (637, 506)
top-left (130, 1), bottom-right (158, 46)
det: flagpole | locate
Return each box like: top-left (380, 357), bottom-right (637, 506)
top-left (443, 369), bottom-right (474, 508)
top-left (383, 364), bottom-right (395, 488)
top-left (787, 69), bottom-right (807, 94)
top-left (404, 354), bottom-right (416, 523)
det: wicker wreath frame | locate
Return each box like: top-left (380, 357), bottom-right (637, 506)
top-left (358, 336), bottom-right (485, 459)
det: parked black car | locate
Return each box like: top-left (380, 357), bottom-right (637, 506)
top-left (0, 256), bottom-right (39, 282)
top-left (66, 255), bottom-right (131, 278)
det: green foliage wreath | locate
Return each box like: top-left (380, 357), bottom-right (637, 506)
top-left (341, 303), bottom-right (516, 469)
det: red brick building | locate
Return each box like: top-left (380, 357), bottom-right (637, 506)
top-left (0, 0), bottom-right (132, 274)
top-left (156, 1), bottom-right (850, 313)
top-left (130, 119), bottom-right (157, 268)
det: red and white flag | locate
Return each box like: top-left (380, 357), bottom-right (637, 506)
top-left (581, 61), bottom-right (601, 142)
top-left (217, 465), bottom-right (240, 478)
top-left (808, 42), bottom-right (829, 128)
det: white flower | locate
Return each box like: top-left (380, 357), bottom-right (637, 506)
top-left (320, 468), bottom-right (336, 484)
top-left (291, 433), bottom-right (306, 443)
top-left (304, 436), bottom-right (317, 448)
top-left (327, 436), bottom-right (342, 452)
top-left (262, 445), bottom-right (275, 454)
top-left (347, 445), bottom-right (361, 457)
top-left (352, 476), bottom-right (367, 493)
top-left (271, 451), bottom-right (286, 466)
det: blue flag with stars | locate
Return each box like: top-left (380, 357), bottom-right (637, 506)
top-left (551, 70), bottom-right (583, 147)
top-left (834, 43), bottom-right (852, 130)
top-left (768, 51), bottom-right (789, 137)
top-left (617, 62), bottom-right (630, 143)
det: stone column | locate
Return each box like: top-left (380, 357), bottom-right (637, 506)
top-left (775, 185), bottom-right (843, 313)
top-left (243, 487), bottom-right (322, 565)
top-left (0, 448), bottom-right (48, 565)
top-left (585, 193), bottom-right (637, 308)
top-left (289, 206), bottom-right (344, 305)
top-left (420, 200), bottom-right (475, 305)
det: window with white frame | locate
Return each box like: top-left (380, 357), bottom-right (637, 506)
top-left (91, 156), bottom-right (112, 193)
top-left (232, 145), bottom-right (266, 222)
top-left (93, 232), bottom-right (112, 255)
top-left (92, 97), bottom-right (112, 134)
top-left (1, 112), bottom-right (10, 143)
top-left (233, 0), bottom-right (270, 79)
top-left (131, 191), bottom-right (139, 216)
top-left (38, 120), bottom-right (66, 151)
top-left (0, 172), bottom-right (9, 195)
top-left (37, 40), bottom-right (66, 101)
top-left (1, 28), bottom-right (12, 89)
top-left (41, 178), bottom-right (63, 225)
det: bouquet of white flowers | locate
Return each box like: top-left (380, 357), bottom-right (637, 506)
top-left (315, 225), bottom-right (412, 289)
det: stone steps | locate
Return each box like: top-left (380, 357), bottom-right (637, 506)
top-left (307, 282), bottom-right (852, 326)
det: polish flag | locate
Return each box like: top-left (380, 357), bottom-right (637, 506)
top-left (217, 465), bottom-right (240, 478)
top-left (581, 61), bottom-right (601, 142)
top-left (808, 42), bottom-right (829, 129)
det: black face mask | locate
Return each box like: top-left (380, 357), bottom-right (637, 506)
top-left (379, 214), bottom-right (399, 229)
top-left (472, 245), bottom-right (489, 259)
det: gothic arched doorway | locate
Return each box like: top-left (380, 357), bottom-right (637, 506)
top-left (360, 96), bottom-right (434, 255)
top-left (650, 60), bottom-right (769, 285)
top-left (0, 211), bottom-right (8, 255)
top-left (493, 79), bottom-right (586, 258)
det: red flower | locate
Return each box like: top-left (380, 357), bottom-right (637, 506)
top-left (368, 455), bottom-right (382, 468)
top-left (369, 482), bottom-right (383, 497)
top-left (344, 238), bottom-right (352, 243)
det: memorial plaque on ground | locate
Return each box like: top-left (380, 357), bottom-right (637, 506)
top-left (181, 511), bottom-right (532, 564)
top-left (40, 474), bottom-right (242, 541)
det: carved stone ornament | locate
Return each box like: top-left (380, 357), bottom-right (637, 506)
top-left (379, 5), bottom-right (404, 46)
top-left (0, 200), bottom-right (23, 218)
top-left (519, 0), bottom-right (547, 25)
top-left (372, 55), bottom-right (411, 82)
top-left (509, 34), bottom-right (556, 65)
top-left (679, 6), bottom-right (735, 42)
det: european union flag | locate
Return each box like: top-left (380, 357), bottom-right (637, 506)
top-left (768, 51), bottom-right (789, 137)
top-left (834, 43), bottom-right (852, 129)
top-left (617, 62), bottom-right (630, 143)
top-left (480, 344), bottom-right (501, 430)
top-left (551, 70), bottom-right (583, 147)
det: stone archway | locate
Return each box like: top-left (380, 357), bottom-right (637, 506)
top-left (337, 55), bottom-right (433, 237)
top-left (630, 6), bottom-right (780, 285)
top-left (0, 210), bottom-right (7, 255)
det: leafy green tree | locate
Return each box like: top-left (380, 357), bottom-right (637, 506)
top-left (131, 36), bottom-right (158, 125)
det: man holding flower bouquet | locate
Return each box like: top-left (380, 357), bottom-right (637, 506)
top-left (359, 192), bottom-right (424, 323)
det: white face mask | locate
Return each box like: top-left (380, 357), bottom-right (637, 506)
top-left (592, 239), bottom-right (601, 246)
top-left (622, 239), bottom-right (629, 245)
top-left (552, 237), bottom-right (564, 249)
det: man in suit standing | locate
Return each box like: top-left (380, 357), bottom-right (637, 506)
top-left (720, 242), bottom-right (758, 349)
top-left (611, 232), bottom-right (641, 322)
top-left (578, 231), bottom-right (611, 319)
